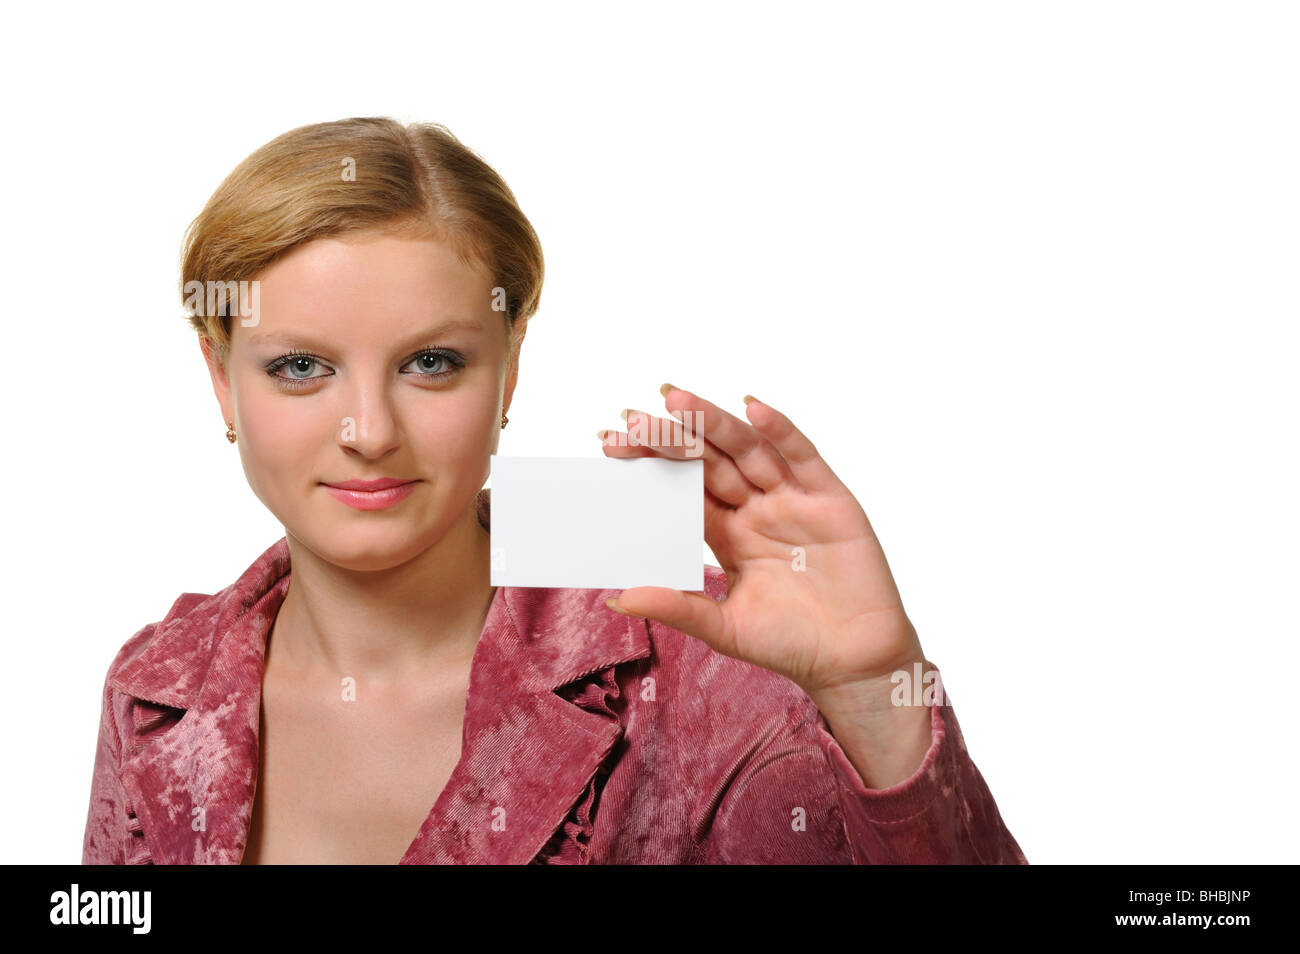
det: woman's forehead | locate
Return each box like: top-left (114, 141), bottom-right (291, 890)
top-left (228, 234), bottom-right (502, 350)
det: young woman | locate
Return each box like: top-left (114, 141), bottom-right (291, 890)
top-left (82, 117), bottom-right (1027, 864)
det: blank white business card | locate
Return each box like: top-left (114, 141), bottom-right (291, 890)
top-left (489, 455), bottom-right (704, 590)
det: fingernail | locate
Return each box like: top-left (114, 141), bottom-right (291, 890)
top-left (596, 429), bottom-right (611, 441)
top-left (660, 382), bottom-right (677, 398)
top-left (743, 394), bottom-right (757, 405)
top-left (605, 597), bottom-right (637, 616)
top-left (619, 408), bottom-right (637, 422)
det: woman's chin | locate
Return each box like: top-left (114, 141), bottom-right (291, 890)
top-left (288, 525), bottom-right (432, 573)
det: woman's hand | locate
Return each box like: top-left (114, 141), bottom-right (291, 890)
top-left (599, 384), bottom-right (935, 787)
top-left (601, 383), bottom-right (926, 694)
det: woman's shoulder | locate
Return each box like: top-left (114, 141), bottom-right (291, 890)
top-left (105, 591), bottom-right (213, 680)
top-left (98, 538), bottom-right (291, 705)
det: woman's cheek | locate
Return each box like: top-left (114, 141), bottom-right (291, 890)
top-left (413, 391), bottom-right (496, 461)
top-left (236, 391), bottom-right (320, 513)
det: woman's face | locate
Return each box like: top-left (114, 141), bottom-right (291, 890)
top-left (203, 230), bottom-right (521, 572)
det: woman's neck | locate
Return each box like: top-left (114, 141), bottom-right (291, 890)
top-left (269, 501), bottom-right (496, 681)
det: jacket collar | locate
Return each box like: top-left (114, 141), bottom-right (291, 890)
top-left (111, 488), bottom-right (652, 864)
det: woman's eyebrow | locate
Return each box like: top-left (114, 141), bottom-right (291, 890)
top-left (394, 318), bottom-right (486, 348)
top-left (247, 318), bottom-right (486, 351)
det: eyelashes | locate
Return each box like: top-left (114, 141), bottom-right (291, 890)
top-left (401, 349), bottom-right (467, 379)
top-left (264, 348), bottom-right (467, 390)
top-left (265, 351), bottom-right (331, 387)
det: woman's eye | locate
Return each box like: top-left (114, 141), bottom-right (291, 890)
top-left (265, 350), bottom-right (462, 387)
top-left (267, 354), bottom-right (333, 383)
top-left (401, 350), bottom-right (464, 378)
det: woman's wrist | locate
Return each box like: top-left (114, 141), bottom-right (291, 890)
top-left (808, 660), bottom-right (937, 790)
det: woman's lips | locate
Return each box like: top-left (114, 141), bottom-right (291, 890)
top-left (321, 478), bottom-right (419, 511)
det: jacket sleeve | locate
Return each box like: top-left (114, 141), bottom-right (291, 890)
top-left (690, 659), bottom-right (1027, 864)
top-left (82, 667), bottom-right (128, 865)
top-left (808, 673), bottom-right (1028, 864)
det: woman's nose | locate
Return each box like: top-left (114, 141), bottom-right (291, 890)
top-left (338, 382), bottom-right (402, 460)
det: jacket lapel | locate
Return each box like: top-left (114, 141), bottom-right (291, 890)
top-left (400, 585), bottom-right (652, 864)
top-left (113, 540), bottom-right (291, 865)
top-left (111, 489), bottom-right (654, 865)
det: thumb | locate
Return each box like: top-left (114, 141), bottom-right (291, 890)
top-left (606, 586), bottom-right (731, 654)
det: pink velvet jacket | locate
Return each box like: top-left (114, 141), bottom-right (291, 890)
top-left (82, 489), bottom-right (1027, 865)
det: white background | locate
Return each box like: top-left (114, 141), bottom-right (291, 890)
top-left (1, 0), bottom-right (1295, 865)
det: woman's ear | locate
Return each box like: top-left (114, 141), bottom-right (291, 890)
top-left (511, 318), bottom-right (528, 358)
top-left (503, 319), bottom-right (527, 415)
top-left (200, 336), bottom-right (235, 426)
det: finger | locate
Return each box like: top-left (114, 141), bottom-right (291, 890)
top-left (661, 384), bottom-right (796, 492)
top-left (741, 395), bottom-right (843, 493)
top-left (606, 585), bottom-right (737, 658)
top-left (597, 428), bottom-right (661, 455)
top-left (608, 409), bottom-right (757, 507)
top-left (599, 431), bottom-right (743, 528)
top-left (620, 405), bottom-right (709, 461)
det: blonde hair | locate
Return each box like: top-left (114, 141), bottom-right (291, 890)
top-left (180, 117), bottom-right (543, 359)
